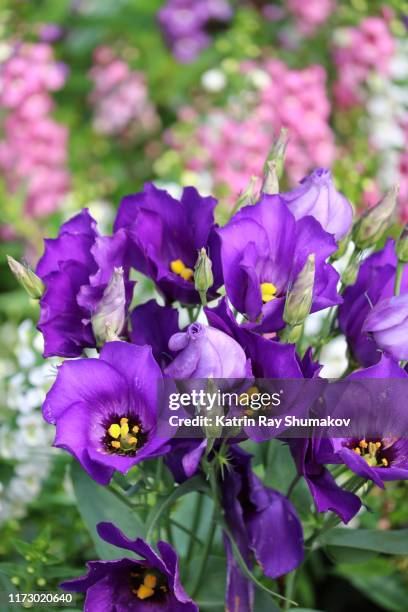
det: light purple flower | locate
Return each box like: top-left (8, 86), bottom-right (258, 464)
top-left (281, 168), bottom-right (353, 240)
top-left (164, 322), bottom-right (251, 378)
top-left (362, 294), bottom-right (408, 361)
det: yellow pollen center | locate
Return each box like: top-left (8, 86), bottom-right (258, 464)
top-left (261, 282), bottom-right (277, 303)
top-left (134, 573), bottom-right (159, 600)
top-left (170, 259), bottom-right (194, 281)
top-left (107, 417), bottom-right (139, 453)
top-left (352, 439), bottom-right (389, 467)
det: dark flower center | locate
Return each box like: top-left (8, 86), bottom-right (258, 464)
top-left (350, 439), bottom-right (390, 467)
top-left (129, 565), bottom-right (169, 602)
top-left (102, 415), bottom-right (147, 456)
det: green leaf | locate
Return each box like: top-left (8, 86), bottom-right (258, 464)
top-left (186, 555), bottom-right (226, 610)
top-left (70, 462), bottom-right (144, 560)
top-left (324, 546), bottom-right (376, 564)
top-left (320, 528), bottom-right (408, 555)
top-left (145, 475), bottom-right (207, 543)
top-left (335, 558), bottom-right (408, 611)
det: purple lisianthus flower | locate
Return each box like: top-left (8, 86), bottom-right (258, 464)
top-left (288, 437), bottom-right (362, 523)
top-left (36, 209), bottom-right (133, 358)
top-left (318, 356), bottom-right (408, 489)
top-left (130, 300), bottom-right (180, 368)
top-left (217, 196), bottom-right (341, 332)
top-left (164, 322), bottom-right (251, 378)
top-left (281, 168), bottom-right (353, 241)
top-left (157, 0), bottom-right (233, 63)
top-left (43, 342), bottom-right (169, 485)
top-left (290, 355), bottom-right (408, 522)
top-left (362, 294), bottom-right (408, 361)
top-left (222, 446), bottom-right (303, 609)
top-left (114, 183), bottom-right (222, 305)
top-left (61, 522), bottom-right (197, 611)
top-left (339, 239), bottom-right (408, 366)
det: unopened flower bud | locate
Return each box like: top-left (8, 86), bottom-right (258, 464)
top-left (353, 185), bottom-right (399, 250)
top-left (396, 224), bottom-right (408, 263)
top-left (283, 254), bottom-right (315, 327)
top-left (7, 256), bottom-right (44, 299)
top-left (230, 175), bottom-right (259, 217)
top-left (331, 234), bottom-right (350, 261)
top-left (194, 248), bottom-right (214, 305)
top-left (263, 127), bottom-right (288, 180)
top-left (342, 255), bottom-right (360, 287)
top-left (92, 267), bottom-right (126, 345)
top-left (262, 160), bottom-right (279, 195)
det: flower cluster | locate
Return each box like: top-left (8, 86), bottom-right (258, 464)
top-left (365, 37), bottom-right (408, 221)
top-left (88, 46), bottom-right (159, 137)
top-left (285, 0), bottom-right (336, 37)
top-left (333, 16), bottom-right (395, 109)
top-left (167, 59), bottom-right (335, 199)
top-left (157, 0), bottom-right (233, 63)
top-left (11, 146), bottom-right (408, 610)
top-left (0, 321), bottom-right (55, 525)
top-left (0, 43), bottom-right (70, 217)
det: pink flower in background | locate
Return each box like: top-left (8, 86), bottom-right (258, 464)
top-left (89, 46), bottom-right (159, 136)
top-left (286, 0), bottom-right (335, 36)
top-left (168, 59), bottom-right (335, 200)
top-left (333, 17), bottom-right (395, 108)
top-left (0, 43), bottom-right (70, 217)
top-left (399, 152), bottom-right (408, 222)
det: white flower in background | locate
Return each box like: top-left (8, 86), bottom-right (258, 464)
top-left (319, 335), bottom-right (349, 378)
top-left (201, 68), bottom-right (227, 93)
top-left (366, 39), bottom-right (408, 190)
top-left (0, 319), bottom-right (55, 526)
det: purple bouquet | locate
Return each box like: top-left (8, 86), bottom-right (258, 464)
top-left (9, 136), bottom-right (408, 611)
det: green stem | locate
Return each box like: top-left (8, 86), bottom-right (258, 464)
top-left (284, 570), bottom-right (297, 611)
top-left (186, 493), bottom-right (204, 564)
top-left (394, 261), bottom-right (405, 296)
top-left (286, 474), bottom-right (301, 499)
top-left (170, 519), bottom-right (204, 546)
top-left (191, 504), bottom-right (217, 598)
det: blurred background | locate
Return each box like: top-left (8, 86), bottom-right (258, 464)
top-left (0, 1), bottom-right (408, 610)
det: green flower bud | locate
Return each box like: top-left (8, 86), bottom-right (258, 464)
top-left (261, 160), bottom-right (279, 195)
top-left (7, 256), bottom-right (44, 299)
top-left (283, 254), bottom-right (315, 327)
top-left (263, 127), bottom-right (288, 180)
top-left (194, 248), bottom-right (214, 306)
top-left (331, 233), bottom-right (350, 261)
top-left (92, 267), bottom-right (126, 345)
top-left (353, 185), bottom-right (399, 250)
top-left (342, 254), bottom-right (360, 287)
top-left (396, 224), bottom-right (408, 263)
top-left (230, 175), bottom-right (259, 217)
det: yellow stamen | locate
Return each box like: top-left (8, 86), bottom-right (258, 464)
top-left (143, 574), bottom-right (157, 589)
top-left (108, 424), bottom-right (121, 439)
top-left (128, 436), bottom-right (138, 445)
top-left (111, 441), bottom-right (121, 449)
top-left (137, 585), bottom-right (154, 600)
top-left (375, 442), bottom-right (382, 449)
top-left (132, 425), bottom-right (140, 433)
top-left (260, 282), bottom-right (277, 303)
top-left (359, 440), bottom-right (368, 449)
top-left (382, 458), bottom-right (388, 467)
top-left (170, 259), bottom-right (193, 281)
top-left (353, 447), bottom-right (361, 455)
top-left (120, 418), bottom-right (128, 425)
top-left (120, 421), bottom-right (129, 437)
